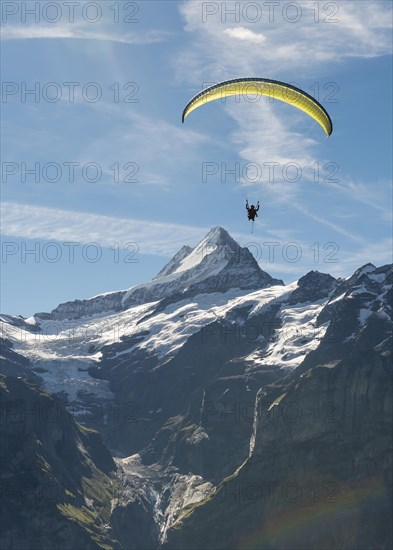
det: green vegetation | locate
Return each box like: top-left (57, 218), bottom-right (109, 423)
top-left (78, 423), bottom-right (98, 434)
top-left (37, 453), bottom-right (53, 473)
top-left (81, 471), bottom-right (117, 524)
top-left (57, 502), bottom-right (96, 526)
top-left (57, 502), bottom-right (114, 549)
top-left (172, 491), bottom-right (215, 529)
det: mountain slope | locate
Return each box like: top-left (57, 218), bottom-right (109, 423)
top-left (164, 348), bottom-right (392, 550)
top-left (0, 375), bottom-right (118, 550)
top-left (163, 264), bottom-right (393, 550)
top-left (0, 229), bottom-right (391, 549)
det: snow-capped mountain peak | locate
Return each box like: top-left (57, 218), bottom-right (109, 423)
top-left (30, 227), bottom-right (283, 321)
top-left (154, 226), bottom-right (239, 280)
top-left (197, 225), bottom-right (238, 249)
top-left (120, 226), bottom-right (282, 308)
top-left (348, 262), bottom-right (377, 284)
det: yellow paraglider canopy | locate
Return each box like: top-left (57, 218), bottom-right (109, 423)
top-left (182, 77), bottom-right (333, 136)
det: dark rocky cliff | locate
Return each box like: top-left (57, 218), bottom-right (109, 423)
top-left (0, 375), bottom-right (118, 550)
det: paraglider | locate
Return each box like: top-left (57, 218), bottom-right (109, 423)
top-left (246, 200), bottom-right (259, 222)
top-left (182, 77), bottom-right (333, 233)
top-left (246, 200), bottom-right (259, 233)
top-left (182, 77), bottom-right (333, 136)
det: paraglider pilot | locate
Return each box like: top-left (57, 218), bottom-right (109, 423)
top-left (246, 200), bottom-right (259, 222)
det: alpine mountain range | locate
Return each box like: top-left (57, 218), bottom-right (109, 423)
top-left (1, 226), bottom-right (392, 550)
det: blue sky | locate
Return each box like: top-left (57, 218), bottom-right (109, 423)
top-left (1, 0), bottom-right (392, 316)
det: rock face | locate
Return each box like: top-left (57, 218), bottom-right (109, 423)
top-left (36, 291), bottom-right (125, 321)
top-left (164, 351), bottom-right (392, 550)
top-left (288, 270), bottom-right (337, 305)
top-left (0, 375), bottom-right (118, 550)
top-left (0, 337), bottom-right (35, 381)
top-left (110, 472), bottom-right (160, 550)
top-left (163, 264), bottom-right (393, 550)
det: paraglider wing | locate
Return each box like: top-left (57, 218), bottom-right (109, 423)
top-left (182, 78), bottom-right (333, 136)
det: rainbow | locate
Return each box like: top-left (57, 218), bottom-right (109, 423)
top-left (236, 476), bottom-right (388, 549)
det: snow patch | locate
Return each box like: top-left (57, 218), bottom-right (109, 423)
top-left (368, 272), bottom-right (388, 284)
top-left (247, 299), bottom-right (329, 369)
top-left (359, 307), bottom-right (372, 325)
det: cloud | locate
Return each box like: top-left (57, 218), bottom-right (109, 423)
top-left (2, 90), bottom-right (211, 190)
top-left (1, 25), bottom-right (169, 44)
top-left (289, 201), bottom-right (368, 245)
top-left (227, 98), bottom-right (319, 170)
top-left (336, 238), bottom-right (393, 270)
top-left (0, 202), bottom-right (211, 256)
top-left (178, 1), bottom-right (392, 83)
top-left (327, 177), bottom-right (393, 220)
top-left (68, 104), bottom-right (211, 188)
top-left (223, 27), bottom-right (266, 43)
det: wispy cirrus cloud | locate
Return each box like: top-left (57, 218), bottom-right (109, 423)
top-left (2, 88), bottom-right (211, 190)
top-left (1, 25), bottom-right (169, 44)
top-left (290, 201), bottom-right (368, 245)
top-left (64, 102), bottom-right (211, 188)
top-left (178, 0), bottom-right (392, 83)
top-left (227, 98), bottom-right (319, 174)
top-left (327, 177), bottom-right (393, 219)
top-left (333, 238), bottom-right (393, 272)
top-left (0, 202), bottom-right (209, 256)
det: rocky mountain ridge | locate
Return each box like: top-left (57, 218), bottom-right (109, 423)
top-left (34, 227), bottom-right (283, 322)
